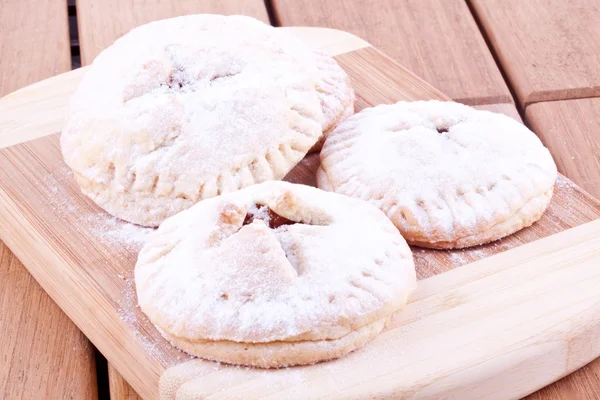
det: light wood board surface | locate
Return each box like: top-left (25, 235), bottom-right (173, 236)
top-left (470, 0), bottom-right (600, 107)
top-left (526, 98), bottom-right (600, 200)
top-left (75, 0), bottom-right (270, 65)
top-left (1, 28), bottom-right (599, 399)
top-left (273, 0), bottom-right (511, 105)
top-left (0, 1), bottom-right (98, 399)
top-left (482, 102), bottom-right (600, 400)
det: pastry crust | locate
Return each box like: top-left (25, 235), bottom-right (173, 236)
top-left (135, 181), bottom-right (416, 367)
top-left (159, 317), bottom-right (389, 368)
top-left (309, 98), bottom-right (355, 153)
top-left (61, 15), bottom-right (354, 227)
top-left (318, 101), bottom-right (558, 249)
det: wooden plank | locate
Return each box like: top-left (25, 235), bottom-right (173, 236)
top-left (525, 357), bottom-right (600, 400)
top-left (0, 246), bottom-right (98, 399)
top-left (0, 0), bottom-right (71, 94)
top-left (75, 0), bottom-right (270, 65)
top-left (334, 47), bottom-right (448, 110)
top-left (0, 68), bottom-right (88, 149)
top-left (470, 0), bottom-right (600, 107)
top-left (0, 30), bottom-right (599, 398)
top-left (272, 0), bottom-right (512, 105)
top-left (0, 1), bottom-right (98, 399)
top-left (109, 364), bottom-right (142, 400)
top-left (526, 98), bottom-right (600, 199)
top-left (474, 103), bottom-right (522, 122)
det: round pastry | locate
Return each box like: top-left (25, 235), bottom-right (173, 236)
top-left (135, 181), bottom-right (416, 368)
top-left (61, 14), bottom-right (354, 227)
top-left (317, 101), bottom-right (557, 249)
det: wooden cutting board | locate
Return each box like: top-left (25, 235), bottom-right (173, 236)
top-left (1, 27), bottom-right (600, 400)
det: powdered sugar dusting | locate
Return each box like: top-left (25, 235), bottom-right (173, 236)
top-left (41, 164), bottom-right (187, 364)
top-left (117, 276), bottom-right (188, 367)
top-left (85, 213), bottom-right (153, 250)
top-left (43, 166), bottom-right (153, 250)
top-left (554, 173), bottom-right (575, 195)
top-left (43, 167), bottom-right (81, 214)
top-left (446, 247), bottom-right (488, 265)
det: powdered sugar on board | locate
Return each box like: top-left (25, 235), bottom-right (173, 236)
top-left (117, 275), bottom-right (190, 366)
top-left (43, 166), bottom-right (153, 252)
top-left (41, 165), bottom-right (185, 364)
top-left (85, 213), bottom-right (153, 250)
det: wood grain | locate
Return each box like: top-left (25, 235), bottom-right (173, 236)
top-left (470, 0), bottom-right (600, 107)
top-left (0, 1), bottom-right (97, 399)
top-left (474, 103), bottom-right (522, 123)
top-left (526, 98), bottom-right (600, 199)
top-left (109, 364), bottom-right (142, 400)
top-left (335, 47), bottom-right (449, 109)
top-left (75, 0), bottom-right (270, 65)
top-left (0, 245), bottom-right (98, 399)
top-left (272, 0), bottom-right (512, 105)
top-left (0, 68), bottom-right (88, 149)
top-left (0, 0), bottom-right (71, 95)
top-left (0, 37), bottom-right (599, 398)
top-left (525, 357), bottom-right (600, 400)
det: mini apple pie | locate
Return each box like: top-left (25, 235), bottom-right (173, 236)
top-left (61, 15), bottom-right (353, 226)
top-left (318, 101), bottom-right (557, 248)
top-left (135, 181), bottom-right (416, 367)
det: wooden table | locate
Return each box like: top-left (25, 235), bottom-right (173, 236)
top-left (1, 1), bottom-right (599, 399)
